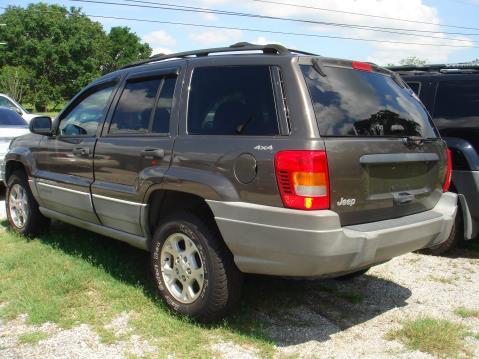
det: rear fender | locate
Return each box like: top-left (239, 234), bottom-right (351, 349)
top-left (445, 137), bottom-right (479, 171)
top-left (143, 166), bottom-right (240, 203)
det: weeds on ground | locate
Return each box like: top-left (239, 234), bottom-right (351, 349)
top-left (386, 317), bottom-right (469, 358)
top-left (455, 307), bottom-right (479, 319)
top-left (0, 222), bottom-right (275, 357)
top-left (17, 331), bottom-right (49, 345)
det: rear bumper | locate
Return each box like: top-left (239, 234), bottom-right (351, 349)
top-left (207, 192), bottom-right (457, 277)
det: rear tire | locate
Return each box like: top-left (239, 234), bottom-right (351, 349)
top-left (419, 205), bottom-right (463, 255)
top-left (6, 171), bottom-right (50, 237)
top-left (150, 211), bottom-right (243, 322)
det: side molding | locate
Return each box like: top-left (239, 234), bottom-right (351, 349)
top-left (39, 207), bottom-right (148, 251)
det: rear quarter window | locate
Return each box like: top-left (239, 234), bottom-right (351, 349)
top-left (434, 80), bottom-right (479, 119)
top-left (301, 65), bottom-right (437, 138)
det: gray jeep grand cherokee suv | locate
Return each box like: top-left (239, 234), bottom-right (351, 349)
top-left (3, 43), bottom-right (457, 322)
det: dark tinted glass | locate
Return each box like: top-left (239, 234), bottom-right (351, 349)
top-left (0, 108), bottom-right (27, 126)
top-left (60, 85), bottom-right (115, 136)
top-left (188, 66), bottom-right (279, 135)
top-left (110, 78), bottom-right (161, 134)
top-left (434, 80), bottom-right (479, 118)
top-left (301, 65), bottom-right (436, 138)
top-left (152, 77), bottom-right (176, 133)
top-left (407, 82), bottom-right (421, 95)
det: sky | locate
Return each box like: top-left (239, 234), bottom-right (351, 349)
top-left (4, 0), bottom-right (479, 65)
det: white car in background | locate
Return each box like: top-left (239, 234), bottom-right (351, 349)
top-left (0, 107), bottom-right (30, 183)
top-left (0, 93), bottom-right (42, 123)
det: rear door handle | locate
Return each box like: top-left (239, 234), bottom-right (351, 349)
top-left (72, 147), bottom-right (89, 157)
top-left (140, 148), bottom-right (165, 159)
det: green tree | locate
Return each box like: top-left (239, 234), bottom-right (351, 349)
top-left (104, 27), bottom-right (152, 74)
top-left (399, 56), bottom-right (427, 66)
top-left (0, 4), bottom-right (150, 111)
top-left (0, 66), bottom-right (31, 103)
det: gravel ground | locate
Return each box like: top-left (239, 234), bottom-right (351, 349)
top-left (0, 187), bottom-right (478, 358)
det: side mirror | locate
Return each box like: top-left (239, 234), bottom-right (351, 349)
top-left (14, 107), bottom-right (23, 115)
top-left (29, 116), bottom-right (53, 136)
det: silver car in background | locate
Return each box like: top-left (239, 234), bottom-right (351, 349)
top-left (0, 107), bottom-right (30, 182)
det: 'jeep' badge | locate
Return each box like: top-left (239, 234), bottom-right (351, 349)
top-left (337, 197), bottom-right (356, 207)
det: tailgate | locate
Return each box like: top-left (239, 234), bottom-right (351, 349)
top-left (325, 138), bottom-right (446, 225)
top-left (301, 59), bottom-right (447, 225)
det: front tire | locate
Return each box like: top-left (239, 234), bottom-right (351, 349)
top-left (151, 212), bottom-right (242, 322)
top-left (6, 171), bottom-right (50, 237)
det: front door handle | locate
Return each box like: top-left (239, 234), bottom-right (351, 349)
top-left (140, 148), bottom-right (165, 159)
top-left (72, 147), bottom-right (90, 157)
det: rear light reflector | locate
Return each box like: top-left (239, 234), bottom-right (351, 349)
top-left (275, 150), bottom-right (330, 210)
top-left (352, 61), bottom-right (372, 72)
top-left (443, 148), bottom-right (452, 192)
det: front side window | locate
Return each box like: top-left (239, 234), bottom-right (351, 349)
top-left (187, 66), bottom-right (279, 135)
top-left (59, 84), bottom-right (115, 137)
top-left (109, 76), bottom-right (176, 134)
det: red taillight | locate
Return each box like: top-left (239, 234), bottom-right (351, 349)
top-left (352, 61), bottom-right (372, 72)
top-left (443, 148), bottom-right (452, 192)
top-left (275, 150), bottom-right (330, 210)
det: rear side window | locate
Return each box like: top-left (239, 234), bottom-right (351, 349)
top-left (434, 80), bottom-right (479, 119)
top-left (407, 82), bottom-right (421, 96)
top-left (301, 65), bottom-right (436, 138)
top-left (187, 66), bottom-right (279, 135)
top-left (109, 76), bottom-right (176, 134)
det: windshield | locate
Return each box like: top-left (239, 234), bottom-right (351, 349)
top-left (301, 65), bottom-right (437, 138)
top-left (0, 109), bottom-right (28, 126)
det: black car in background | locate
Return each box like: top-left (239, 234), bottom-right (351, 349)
top-left (391, 63), bottom-right (479, 253)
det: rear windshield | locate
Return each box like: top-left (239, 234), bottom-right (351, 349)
top-left (301, 65), bottom-right (437, 138)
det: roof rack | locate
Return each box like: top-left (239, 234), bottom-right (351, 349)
top-left (388, 62), bottom-right (479, 73)
top-left (121, 42), bottom-right (318, 70)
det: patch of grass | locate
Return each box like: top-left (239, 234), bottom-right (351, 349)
top-left (96, 327), bottom-right (119, 344)
top-left (17, 331), bottom-right (49, 345)
top-left (318, 283), bottom-right (364, 304)
top-left (337, 291), bottom-right (364, 304)
top-left (386, 317), bottom-right (469, 358)
top-left (0, 222), bottom-right (276, 357)
top-left (455, 307), bottom-right (479, 319)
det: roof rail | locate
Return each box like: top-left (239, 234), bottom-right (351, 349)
top-left (388, 62), bottom-right (479, 73)
top-left (121, 42), bottom-right (318, 69)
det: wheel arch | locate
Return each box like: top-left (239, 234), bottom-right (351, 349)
top-left (144, 189), bottom-right (219, 250)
